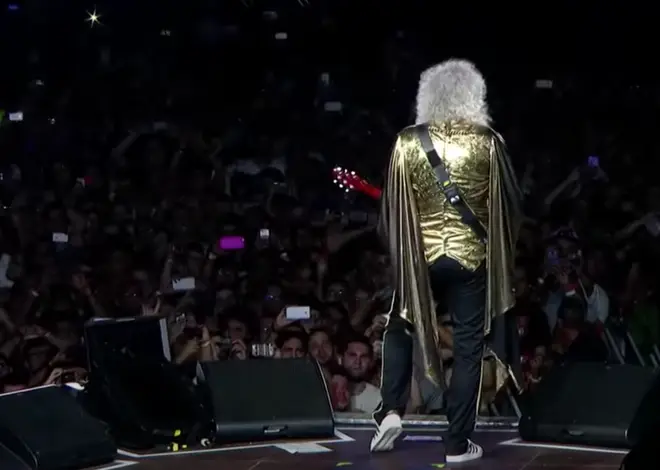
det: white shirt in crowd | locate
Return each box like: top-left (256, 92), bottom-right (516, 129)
top-left (349, 383), bottom-right (382, 414)
top-left (543, 282), bottom-right (610, 331)
top-left (584, 283), bottom-right (610, 324)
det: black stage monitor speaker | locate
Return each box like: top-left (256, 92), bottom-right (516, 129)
top-left (83, 316), bottom-right (206, 449)
top-left (0, 385), bottom-right (116, 470)
top-left (84, 349), bottom-right (207, 449)
top-left (520, 362), bottom-right (660, 448)
top-left (198, 358), bottom-right (334, 443)
top-left (84, 316), bottom-right (172, 374)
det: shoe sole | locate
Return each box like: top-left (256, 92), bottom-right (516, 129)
top-left (370, 426), bottom-right (403, 453)
top-left (446, 453), bottom-right (483, 464)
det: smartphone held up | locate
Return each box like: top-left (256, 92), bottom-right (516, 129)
top-left (285, 306), bottom-right (310, 320)
top-left (172, 277), bottom-right (195, 291)
top-left (52, 232), bottom-right (69, 243)
top-left (218, 236), bottom-right (245, 251)
top-left (581, 155), bottom-right (607, 181)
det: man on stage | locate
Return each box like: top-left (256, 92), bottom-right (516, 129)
top-left (370, 59), bottom-right (523, 463)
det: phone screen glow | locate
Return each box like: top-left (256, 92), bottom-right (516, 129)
top-left (218, 236), bottom-right (245, 251)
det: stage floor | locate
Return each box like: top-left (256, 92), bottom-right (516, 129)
top-left (100, 427), bottom-right (625, 470)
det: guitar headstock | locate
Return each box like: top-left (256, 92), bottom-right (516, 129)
top-left (332, 167), bottom-right (363, 193)
top-left (331, 167), bottom-right (382, 200)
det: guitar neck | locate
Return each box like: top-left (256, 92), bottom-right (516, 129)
top-left (361, 184), bottom-right (382, 200)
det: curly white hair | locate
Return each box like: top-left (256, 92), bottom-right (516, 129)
top-left (414, 59), bottom-right (491, 126)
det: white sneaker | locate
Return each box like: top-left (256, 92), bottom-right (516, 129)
top-left (446, 439), bottom-right (483, 463)
top-left (370, 413), bottom-right (403, 452)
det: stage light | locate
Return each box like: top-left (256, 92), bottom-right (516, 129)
top-left (86, 8), bottom-right (102, 28)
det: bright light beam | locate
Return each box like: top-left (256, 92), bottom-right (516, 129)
top-left (85, 8), bottom-right (102, 28)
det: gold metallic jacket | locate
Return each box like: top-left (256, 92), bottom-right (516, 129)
top-left (379, 121), bottom-right (522, 390)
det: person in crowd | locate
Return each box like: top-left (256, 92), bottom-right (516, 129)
top-left (542, 235), bottom-right (610, 333)
top-left (275, 331), bottom-right (308, 359)
top-left (329, 373), bottom-right (351, 411)
top-left (552, 297), bottom-right (608, 363)
top-left (511, 266), bottom-right (553, 367)
top-left (308, 328), bottom-right (336, 382)
top-left (339, 336), bottom-right (381, 413)
top-left (371, 59), bottom-right (522, 463)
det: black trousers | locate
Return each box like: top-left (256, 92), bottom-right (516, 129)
top-left (375, 256), bottom-right (486, 455)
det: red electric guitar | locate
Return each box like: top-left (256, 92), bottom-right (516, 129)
top-left (331, 167), bottom-right (382, 200)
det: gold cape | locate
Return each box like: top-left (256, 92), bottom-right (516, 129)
top-left (379, 124), bottom-right (523, 392)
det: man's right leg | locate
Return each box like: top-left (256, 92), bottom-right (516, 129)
top-left (370, 314), bottom-right (413, 452)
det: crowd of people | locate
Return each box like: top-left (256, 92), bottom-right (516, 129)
top-left (0, 1), bottom-right (658, 417)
